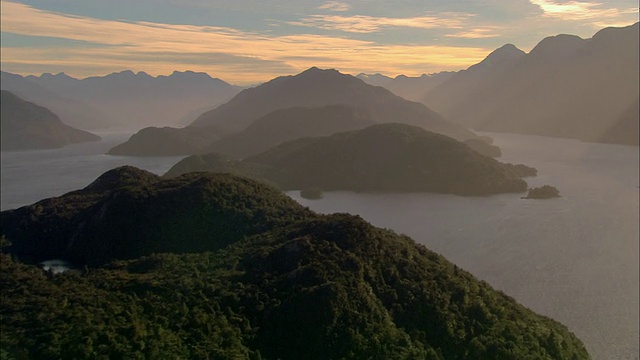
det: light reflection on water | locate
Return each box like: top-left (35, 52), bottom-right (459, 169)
top-left (1, 130), bottom-right (184, 211)
top-left (39, 259), bottom-right (75, 274)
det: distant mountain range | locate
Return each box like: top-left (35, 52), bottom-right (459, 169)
top-left (111, 67), bottom-right (479, 156)
top-left (357, 72), bottom-right (455, 102)
top-left (420, 23), bottom-right (639, 145)
top-left (166, 123), bottom-right (534, 195)
top-left (1, 70), bottom-right (241, 130)
top-left (1, 72), bottom-right (115, 130)
top-left (0, 90), bottom-right (100, 151)
top-left (190, 67), bottom-right (471, 139)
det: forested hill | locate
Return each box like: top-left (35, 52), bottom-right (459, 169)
top-left (166, 123), bottom-right (535, 195)
top-left (0, 166), bottom-right (588, 359)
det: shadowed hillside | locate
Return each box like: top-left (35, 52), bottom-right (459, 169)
top-left (205, 105), bottom-right (376, 158)
top-left (422, 23), bottom-right (639, 145)
top-left (167, 123), bottom-right (535, 195)
top-left (0, 90), bottom-right (101, 150)
top-left (110, 67), bottom-right (477, 156)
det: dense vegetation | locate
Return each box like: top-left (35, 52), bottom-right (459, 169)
top-left (166, 123), bottom-right (536, 196)
top-left (300, 187), bottom-right (324, 199)
top-left (1, 167), bottom-right (588, 359)
top-left (523, 185), bottom-right (561, 199)
top-left (0, 90), bottom-right (100, 150)
top-left (463, 138), bottom-right (502, 158)
top-left (1, 166), bottom-right (308, 266)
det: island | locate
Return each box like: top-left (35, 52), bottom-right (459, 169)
top-left (165, 123), bottom-right (537, 196)
top-left (300, 187), bottom-right (324, 200)
top-left (523, 185), bottom-right (561, 199)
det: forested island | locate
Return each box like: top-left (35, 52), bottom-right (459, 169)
top-left (1, 166), bottom-right (588, 359)
top-left (165, 123), bottom-right (536, 196)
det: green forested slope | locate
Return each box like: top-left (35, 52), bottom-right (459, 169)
top-left (0, 168), bottom-right (587, 359)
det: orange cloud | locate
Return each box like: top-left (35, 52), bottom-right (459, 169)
top-left (318, 1), bottom-right (351, 12)
top-left (289, 13), bottom-right (473, 33)
top-left (0, 1), bottom-right (489, 83)
top-left (446, 26), bottom-right (504, 39)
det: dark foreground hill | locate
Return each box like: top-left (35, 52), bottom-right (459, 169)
top-left (167, 123), bottom-right (534, 195)
top-left (0, 90), bottom-right (101, 150)
top-left (1, 166), bottom-right (307, 266)
top-left (111, 67), bottom-right (476, 156)
top-left (1, 166), bottom-right (588, 359)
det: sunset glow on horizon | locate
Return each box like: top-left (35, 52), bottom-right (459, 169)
top-left (1, 0), bottom-right (637, 84)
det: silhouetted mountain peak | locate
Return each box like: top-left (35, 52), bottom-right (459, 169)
top-left (39, 72), bottom-right (75, 80)
top-left (297, 67), bottom-right (343, 79)
top-left (135, 71), bottom-right (153, 79)
top-left (169, 70), bottom-right (213, 79)
top-left (103, 70), bottom-right (137, 79)
top-left (476, 43), bottom-right (525, 68)
top-left (590, 22), bottom-right (639, 47)
top-left (529, 34), bottom-right (586, 58)
top-left (356, 73), bottom-right (393, 86)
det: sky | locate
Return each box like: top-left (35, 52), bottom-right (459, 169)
top-left (1, 0), bottom-right (638, 84)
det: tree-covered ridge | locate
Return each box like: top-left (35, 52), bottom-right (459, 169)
top-left (1, 214), bottom-right (589, 359)
top-left (1, 168), bottom-right (587, 358)
top-left (166, 123), bottom-right (536, 196)
top-left (1, 166), bottom-right (309, 266)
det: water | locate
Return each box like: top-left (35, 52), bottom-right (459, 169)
top-left (1, 132), bottom-right (638, 359)
top-left (1, 130), bottom-right (184, 210)
top-left (289, 133), bottom-right (639, 360)
top-left (39, 259), bottom-right (75, 274)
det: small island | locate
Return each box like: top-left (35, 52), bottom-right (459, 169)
top-left (300, 187), bottom-right (324, 200)
top-left (523, 185), bottom-right (561, 199)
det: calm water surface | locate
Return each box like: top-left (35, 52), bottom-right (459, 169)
top-left (289, 133), bottom-right (639, 360)
top-left (1, 130), bottom-right (184, 210)
top-left (1, 132), bottom-right (638, 359)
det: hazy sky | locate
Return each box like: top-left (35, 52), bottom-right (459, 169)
top-left (1, 0), bottom-right (637, 84)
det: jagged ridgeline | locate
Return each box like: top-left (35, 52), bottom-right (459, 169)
top-left (1, 167), bottom-right (588, 359)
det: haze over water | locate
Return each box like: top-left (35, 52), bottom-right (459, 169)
top-left (1, 132), bottom-right (638, 359)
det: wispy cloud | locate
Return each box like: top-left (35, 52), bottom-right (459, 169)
top-left (0, 1), bottom-right (489, 83)
top-left (289, 13), bottom-right (473, 33)
top-left (446, 26), bottom-right (504, 39)
top-left (318, 1), bottom-right (351, 12)
top-left (530, 0), bottom-right (637, 21)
